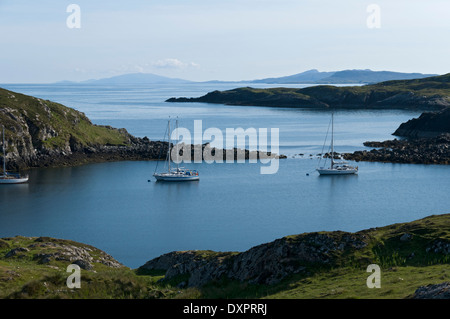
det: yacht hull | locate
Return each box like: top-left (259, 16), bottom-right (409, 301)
top-left (316, 168), bottom-right (358, 175)
top-left (0, 177), bottom-right (29, 184)
top-left (153, 174), bottom-right (199, 182)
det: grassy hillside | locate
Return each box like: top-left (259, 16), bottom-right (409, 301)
top-left (0, 88), bottom-right (168, 170)
top-left (0, 236), bottom-right (195, 299)
top-left (2, 214), bottom-right (447, 299)
top-left (0, 87), bottom-right (129, 151)
top-left (151, 213), bottom-right (450, 299)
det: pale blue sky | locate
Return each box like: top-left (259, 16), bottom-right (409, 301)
top-left (0, 0), bottom-right (449, 83)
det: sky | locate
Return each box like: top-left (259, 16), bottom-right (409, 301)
top-left (0, 0), bottom-right (449, 83)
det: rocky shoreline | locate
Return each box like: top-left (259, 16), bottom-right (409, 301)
top-left (343, 134), bottom-right (450, 165)
top-left (393, 108), bottom-right (450, 138)
top-left (342, 107), bottom-right (450, 165)
top-left (7, 139), bottom-right (286, 171)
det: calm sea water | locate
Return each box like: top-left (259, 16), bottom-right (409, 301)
top-left (1, 83), bottom-right (448, 268)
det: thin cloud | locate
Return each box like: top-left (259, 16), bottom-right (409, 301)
top-left (152, 58), bottom-right (199, 69)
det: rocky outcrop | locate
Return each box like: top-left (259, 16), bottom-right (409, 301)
top-left (412, 282), bottom-right (450, 299)
top-left (1, 214), bottom-right (449, 299)
top-left (344, 107), bottom-right (450, 165)
top-left (1, 87), bottom-right (150, 170)
top-left (139, 232), bottom-right (368, 287)
top-left (139, 214), bottom-right (450, 290)
top-left (393, 108), bottom-right (450, 138)
top-left (6, 137), bottom-right (170, 171)
top-left (343, 134), bottom-right (450, 164)
top-left (2, 236), bottom-right (124, 270)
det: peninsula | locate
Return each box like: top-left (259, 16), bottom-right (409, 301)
top-left (0, 88), bottom-right (282, 171)
top-left (167, 73), bottom-right (450, 110)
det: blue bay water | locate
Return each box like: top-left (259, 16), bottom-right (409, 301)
top-left (0, 83), bottom-right (449, 268)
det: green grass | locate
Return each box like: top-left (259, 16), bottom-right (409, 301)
top-left (1, 214), bottom-right (449, 299)
top-left (264, 265), bottom-right (449, 299)
top-left (0, 236), bottom-right (189, 299)
top-left (196, 214), bottom-right (450, 299)
top-left (0, 87), bottom-right (130, 151)
top-left (192, 264), bottom-right (449, 299)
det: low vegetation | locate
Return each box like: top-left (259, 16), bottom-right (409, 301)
top-left (1, 214), bottom-right (448, 299)
top-left (0, 87), bottom-right (130, 152)
top-left (168, 73), bottom-right (450, 109)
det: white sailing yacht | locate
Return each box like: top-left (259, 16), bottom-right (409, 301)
top-left (316, 112), bottom-right (358, 175)
top-left (1, 125), bottom-right (29, 184)
top-left (153, 118), bottom-right (199, 182)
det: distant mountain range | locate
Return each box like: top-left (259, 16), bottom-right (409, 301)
top-left (57, 69), bottom-right (438, 85)
top-left (247, 69), bottom-right (438, 84)
top-left (57, 73), bottom-right (192, 85)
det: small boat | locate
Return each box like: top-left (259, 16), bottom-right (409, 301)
top-left (316, 163), bottom-right (358, 175)
top-left (1, 125), bottom-right (29, 184)
top-left (153, 118), bottom-right (199, 182)
top-left (316, 112), bottom-right (358, 176)
top-left (154, 167), bottom-right (200, 182)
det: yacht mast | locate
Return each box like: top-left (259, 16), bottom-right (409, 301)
top-left (176, 118), bottom-right (179, 171)
top-left (168, 118), bottom-right (171, 173)
top-left (2, 126), bottom-right (5, 175)
top-left (331, 112), bottom-right (334, 169)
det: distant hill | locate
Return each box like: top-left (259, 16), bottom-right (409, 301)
top-left (249, 69), bottom-right (438, 84)
top-left (56, 69), bottom-right (438, 86)
top-left (320, 70), bottom-right (438, 84)
top-left (59, 73), bottom-right (192, 85)
top-left (167, 73), bottom-right (450, 110)
top-left (249, 69), bottom-right (335, 84)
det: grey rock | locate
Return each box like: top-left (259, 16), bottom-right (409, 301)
top-left (412, 282), bottom-right (450, 299)
top-left (400, 233), bottom-right (413, 242)
top-left (426, 240), bottom-right (450, 255)
top-left (73, 259), bottom-right (94, 270)
top-left (5, 247), bottom-right (30, 258)
top-left (31, 241), bottom-right (124, 269)
top-left (139, 232), bottom-right (368, 287)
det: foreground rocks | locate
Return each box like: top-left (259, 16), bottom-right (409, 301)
top-left (139, 232), bottom-right (368, 288)
top-left (1, 214), bottom-right (449, 299)
top-left (344, 134), bottom-right (450, 165)
top-left (412, 282), bottom-right (450, 299)
top-left (139, 213), bottom-right (450, 293)
top-left (2, 236), bottom-right (124, 270)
